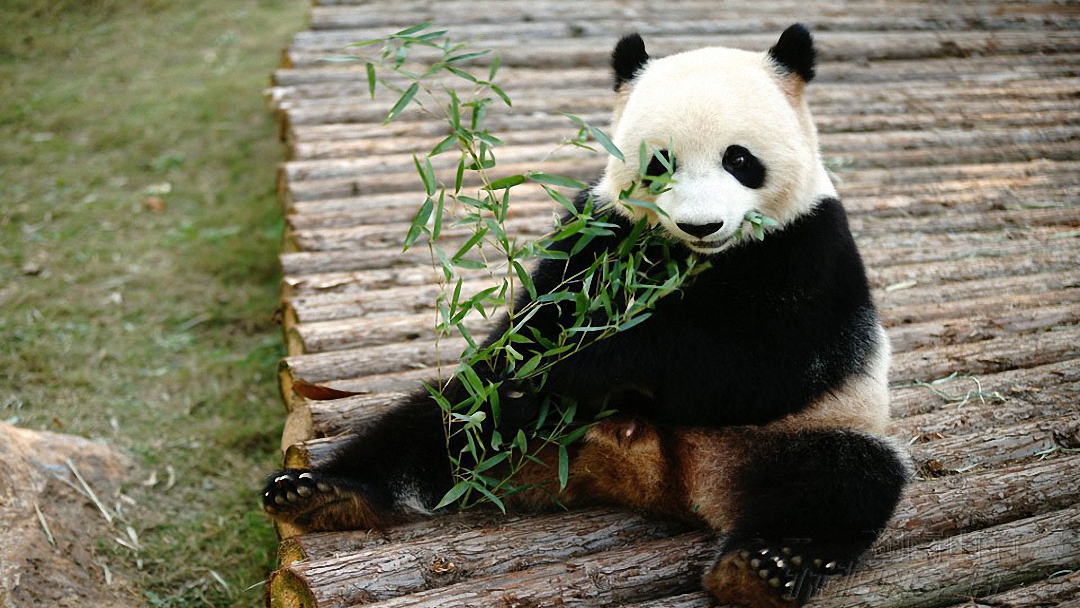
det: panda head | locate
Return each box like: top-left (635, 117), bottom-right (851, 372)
top-left (594, 25), bottom-right (837, 255)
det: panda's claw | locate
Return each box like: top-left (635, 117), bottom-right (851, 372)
top-left (704, 539), bottom-right (855, 607)
top-left (262, 468), bottom-right (332, 515)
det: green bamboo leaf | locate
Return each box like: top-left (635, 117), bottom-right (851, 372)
top-left (588, 126), bottom-right (623, 161)
top-left (618, 311), bottom-right (653, 332)
top-left (542, 186), bottom-right (577, 215)
top-left (475, 131), bottom-right (504, 146)
top-left (452, 227), bottom-right (488, 261)
top-left (489, 54), bottom-right (502, 81)
top-left (512, 260), bottom-right (536, 300)
top-left (392, 22), bottom-right (433, 38)
top-left (415, 30), bottom-right (449, 42)
top-left (474, 451), bottom-right (510, 473)
top-left (470, 481), bottom-right (506, 513)
top-left (446, 50), bottom-right (490, 64)
top-left (517, 353), bottom-right (543, 378)
top-left (619, 197), bottom-right (669, 218)
top-left (558, 445), bottom-right (569, 489)
top-left (365, 62), bottom-right (377, 98)
top-left (445, 65), bottom-right (479, 83)
top-left (470, 100), bottom-right (488, 131)
top-left (432, 189), bottom-right (445, 239)
top-left (403, 197), bottom-right (434, 250)
top-left (560, 425), bottom-right (590, 446)
top-left (414, 155), bottom-right (436, 196)
top-left (385, 82), bottom-right (419, 124)
top-left (345, 38), bottom-right (383, 48)
top-left (431, 135), bottom-right (456, 156)
top-left (435, 480), bottom-right (470, 510)
top-left (452, 258), bottom-right (486, 270)
top-left (454, 156), bottom-right (465, 193)
top-left (490, 83), bottom-right (512, 107)
top-left (486, 174), bottom-right (525, 190)
top-left (530, 172), bottom-right (587, 190)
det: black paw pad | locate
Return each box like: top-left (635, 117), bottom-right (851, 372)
top-left (262, 469), bottom-right (335, 512)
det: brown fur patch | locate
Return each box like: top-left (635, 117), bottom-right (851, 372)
top-left (703, 551), bottom-right (797, 608)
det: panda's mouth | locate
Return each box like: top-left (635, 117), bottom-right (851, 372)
top-left (687, 236), bottom-right (734, 254)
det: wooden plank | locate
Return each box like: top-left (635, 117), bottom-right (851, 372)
top-left (821, 506), bottom-right (1080, 608)
top-left (269, 499), bottom-right (1080, 608)
top-left (284, 31), bottom-right (1080, 69)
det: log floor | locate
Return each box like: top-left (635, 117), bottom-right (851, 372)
top-left (265, 1), bottom-right (1080, 606)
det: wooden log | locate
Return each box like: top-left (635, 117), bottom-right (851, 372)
top-left (618, 457), bottom-right (1080, 607)
top-left (908, 413), bottom-right (1080, 477)
top-left (292, 12), bottom-right (1076, 50)
top-left (273, 531), bottom-right (715, 608)
top-left (307, 0), bottom-right (1073, 27)
top-left (618, 593), bottom-right (710, 608)
top-left (306, 392), bottom-right (404, 437)
top-left (282, 175), bottom-right (1077, 232)
top-left (889, 358), bottom-right (1080, 422)
top-left (277, 313), bottom-right (1078, 399)
top-left (269, 501), bottom-right (1080, 608)
top-left (968, 570), bottom-right (1080, 607)
top-left (271, 51), bottom-right (1080, 91)
top-left (282, 159), bottom-right (1079, 218)
top-left (290, 357), bottom-right (1079, 441)
top-left (889, 325), bottom-right (1080, 386)
top-left (269, 510), bottom-right (694, 605)
top-left (273, 71), bottom-right (1079, 123)
top-left (821, 506), bottom-right (1080, 608)
top-left (868, 247), bottom-right (1080, 295)
top-left (284, 267), bottom-right (1076, 331)
top-left (889, 358), bottom-right (1080, 421)
top-left (883, 455), bottom-right (1080, 548)
top-left (284, 29), bottom-right (1080, 69)
top-left (876, 269), bottom-right (1080, 312)
top-left (285, 199), bottom-right (1080, 253)
top-left (280, 219), bottom-right (1078, 276)
top-left (286, 282), bottom-right (1079, 357)
top-left (886, 302), bottom-right (1080, 354)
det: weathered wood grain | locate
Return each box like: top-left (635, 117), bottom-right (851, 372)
top-left (822, 506), bottom-right (1080, 608)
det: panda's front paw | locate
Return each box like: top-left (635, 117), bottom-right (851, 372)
top-left (262, 468), bottom-right (336, 515)
top-left (703, 540), bottom-right (849, 607)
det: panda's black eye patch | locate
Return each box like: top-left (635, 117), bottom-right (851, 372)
top-left (644, 149), bottom-right (676, 180)
top-left (723, 145), bottom-right (766, 189)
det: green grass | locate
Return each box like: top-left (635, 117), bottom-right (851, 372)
top-left (0, 1), bottom-right (307, 605)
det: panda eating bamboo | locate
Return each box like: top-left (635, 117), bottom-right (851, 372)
top-left (264, 25), bottom-right (911, 607)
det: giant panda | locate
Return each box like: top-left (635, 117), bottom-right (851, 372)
top-left (263, 25), bottom-right (911, 607)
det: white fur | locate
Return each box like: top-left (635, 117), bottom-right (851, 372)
top-left (593, 45), bottom-right (837, 252)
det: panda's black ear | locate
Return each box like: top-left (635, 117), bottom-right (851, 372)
top-left (612, 33), bottom-right (649, 91)
top-left (768, 24), bottom-right (816, 83)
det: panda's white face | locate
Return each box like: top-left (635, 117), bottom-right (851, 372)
top-left (594, 45), bottom-right (836, 254)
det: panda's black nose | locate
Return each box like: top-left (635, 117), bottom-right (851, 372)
top-left (676, 221), bottom-right (724, 238)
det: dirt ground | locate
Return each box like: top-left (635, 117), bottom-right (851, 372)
top-left (0, 423), bottom-right (140, 607)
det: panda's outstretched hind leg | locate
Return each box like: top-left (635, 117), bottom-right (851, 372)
top-left (704, 429), bottom-right (911, 606)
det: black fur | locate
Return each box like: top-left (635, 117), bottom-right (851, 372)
top-left (612, 33), bottom-right (649, 90)
top-left (308, 194), bottom-right (880, 509)
top-left (719, 430), bottom-right (911, 602)
top-left (768, 23), bottom-right (816, 82)
top-left (722, 145), bottom-right (767, 189)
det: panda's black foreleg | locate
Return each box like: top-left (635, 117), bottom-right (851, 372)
top-left (262, 378), bottom-right (547, 533)
top-left (703, 429), bottom-right (911, 606)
